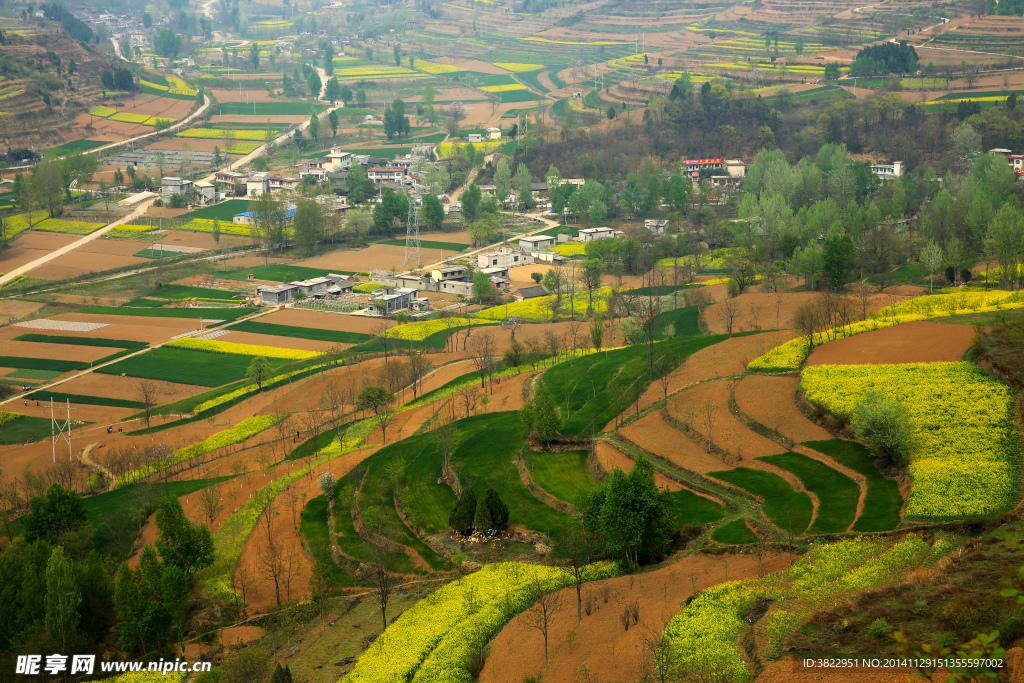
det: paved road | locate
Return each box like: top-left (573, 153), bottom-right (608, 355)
top-left (0, 198), bottom-right (159, 286)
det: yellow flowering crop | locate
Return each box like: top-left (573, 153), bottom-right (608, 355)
top-left (493, 62), bottom-right (543, 72)
top-left (386, 318), bottom-right (497, 340)
top-left (167, 218), bottom-right (255, 237)
top-left (353, 282), bottom-right (385, 293)
top-left (412, 58), bottom-right (463, 74)
top-left (110, 112), bottom-right (154, 124)
top-left (226, 142), bottom-right (261, 154)
top-left (801, 362), bottom-right (1015, 519)
top-left (177, 128), bottom-right (274, 141)
top-left (438, 141), bottom-right (501, 158)
top-left (117, 415), bottom-right (279, 485)
top-left (334, 66), bottom-right (418, 78)
top-left (476, 287), bottom-right (610, 321)
top-left (167, 75), bottom-right (198, 96)
top-left (140, 79), bottom-right (168, 91)
top-left (550, 242), bottom-right (585, 256)
top-left (344, 562), bottom-right (617, 683)
top-left (32, 219), bottom-right (106, 235)
top-left (167, 336), bottom-right (317, 360)
top-left (108, 224), bottom-right (159, 239)
top-left (89, 106), bottom-right (117, 117)
top-left (480, 84), bottom-right (527, 93)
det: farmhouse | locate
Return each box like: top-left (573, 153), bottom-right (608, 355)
top-left (870, 161), bottom-right (904, 179)
top-left (486, 127), bottom-right (501, 140)
top-left (194, 181), bottom-right (216, 205)
top-left (430, 265), bottom-right (467, 281)
top-left (289, 277), bottom-right (334, 296)
top-left (519, 235), bottom-right (557, 252)
top-left (256, 283), bottom-right (297, 305)
top-left (232, 207), bottom-right (297, 225)
top-left (644, 219), bottom-right (668, 234)
top-left (161, 176), bottom-right (192, 199)
top-left (438, 279), bottom-right (475, 297)
top-left (366, 287), bottom-right (419, 315)
top-left (477, 248), bottom-right (533, 269)
top-left (367, 168), bottom-right (406, 183)
top-left (578, 227), bottom-right (617, 242)
top-left (514, 285), bottom-right (548, 300)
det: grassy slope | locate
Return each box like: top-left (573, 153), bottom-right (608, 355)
top-left (711, 518), bottom-right (758, 544)
top-left (544, 334), bottom-right (724, 436)
top-left (803, 440), bottom-right (902, 532)
top-left (709, 467), bottom-right (813, 534)
top-left (524, 449), bottom-right (598, 503)
top-left (759, 452), bottom-right (859, 534)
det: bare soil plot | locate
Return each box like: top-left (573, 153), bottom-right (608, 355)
top-left (55, 373), bottom-right (201, 404)
top-left (297, 244), bottom-right (415, 272)
top-left (129, 97), bottom-right (196, 119)
top-left (480, 551), bottom-right (791, 683)
top-left (210, 89), bottom-right (281, 103)
top-left (257, 309), bottom-right (395, 334)
top-left (619, 410), bottom-right (728, 475)
top-left (218, 331), bottom-right (341, 353)
top-left (734, 375), bottom-right (832, 444)
top-left (0, 339), bottom-right (126, 362)
top-left (667, 380), bottom-right (786, 462)
top-left (419, 230), bottom-right (473, 244)
top-left (0, 232), bottom-right (78, 273)
top-left (46, 314), bottom-right (209, 342)
top-left (805, 320), bottom-right (974, 366)
top-left (0, 299), bottom-right (45, 321)
top-left (638, 331), bottom-right (794, 411)
top-left (31, 252), bottom-right (147, 281)
top-left (594, 441), bottom-right (681, 490)
top-left (703, 290), bottom-right (910, 335)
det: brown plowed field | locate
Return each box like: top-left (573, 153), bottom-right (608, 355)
top-left (297, 244), bottom-right (443, 272)
top-left (0, 339), bottom-right (128, 362)
top-left (218, 331), bottom-right (341, 353)
top-left (31, 252), bottom-right (148, 281)
top-left (0, 232), bottom-right (78, 273)
top-left (55, 373), bottom-right (201, 404)
top-left (637, 331), bottom-right (794, 411)
top-left (805, 320), bottom-right (974, 366)
top-left (703, 291), bottom-right (911, 335)
top-left (481, 551), bottom-right (791, 683)
top-left (256, 308), bottom-right (394, 333)
top-left (666, 381), bottom-right (786, 462)
top-left (618, 411), bottom-right (727, 475)
top-left (734, 375), bottom-right (831, 444)
top-left (47, 313), bottom-right (215, 342)
top-left (594, 441), bottom-right (681, 491)
top-left (0, 299), bottom-right (45, 321)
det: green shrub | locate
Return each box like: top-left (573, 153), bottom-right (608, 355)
top-left (869, 618), bottom-right (891, 638)
top-left (851, 389), bottom-right (916, 466)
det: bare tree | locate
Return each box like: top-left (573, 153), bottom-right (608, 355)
top-left (322, 379), bottom-right (346, 427)
top-left (432, 410), bottom-right (462, 494)
top-left (543, 329), bottom-right (563, 363)
top-left (198, 485), bottom-right (224, 529)
top-left (405, 352), bottom-right (430, 399)
top-left (235, 562), bottom-right (253, 617)
top-left (378, 360), bottom-right (408, 393)
top-left (302, 408), bottom-right (327, 476)
top-left (366, 511), bottom-right (398, 633)
top-left (562, 525), bottom-right (598, 622)
top-left (746, 303), bottom-right (762, 331)
top-left (258, 541), bottom-right (286, 607)
top-left (467, 331), bottom-right (497, 390)
top-left (372, 319), bottom-right (393, 361)
top-left (456, 385), bottom-right (477, 417)
top-left (701, 398), bottom-right (716, 454)
top-left (525, 582), bottom-right (563, 661)
top-left (136, 379), bottom-right (160, 431)
top-left (717, 299), bottom-right (740, 337)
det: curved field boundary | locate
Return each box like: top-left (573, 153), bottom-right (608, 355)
top-left (757, 452), bottom-right (860, 534)
top-left (199, 418), bottom-right (377, 601)
top-left (732, 374), bottom-right (832, 445)
top-left (802, 439), bottom-right (903, 532)
top-left (708, 467), bottom-right (813, 535)
top-left (710, 518), bottom-right (758, 544)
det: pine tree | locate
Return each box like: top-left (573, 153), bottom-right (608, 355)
top-left (448, 489), bottom-right (476, 535)
top-left (484, 488), bottom-right (509, 532)
top-left (473, 495), bottom-right (492, 534)
top-left (533, 383), bottom-right (560, 445)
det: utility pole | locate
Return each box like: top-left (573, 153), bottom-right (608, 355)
top-left (49, 399), bottom-right (76, 463)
